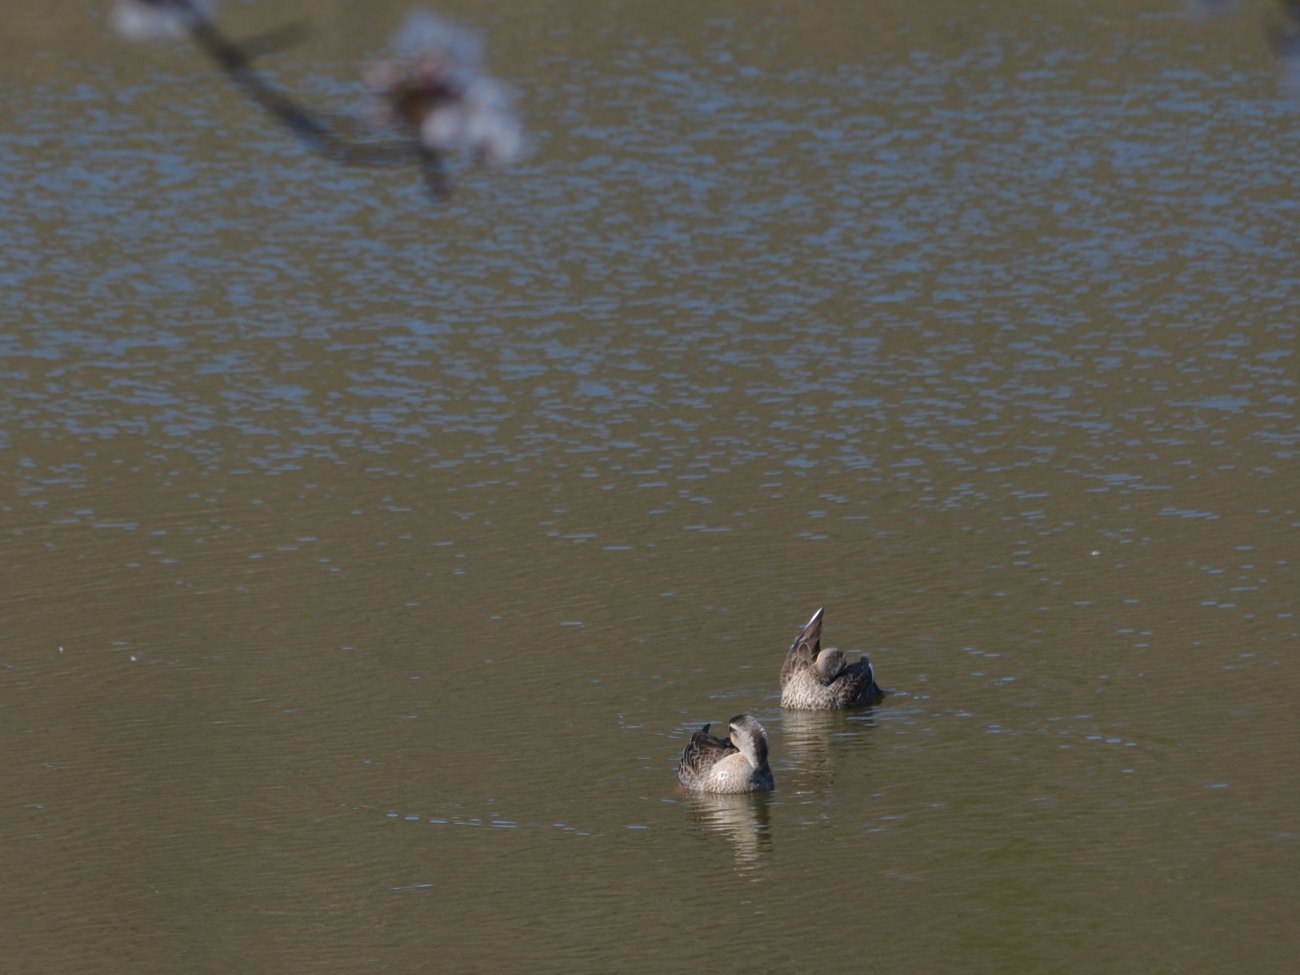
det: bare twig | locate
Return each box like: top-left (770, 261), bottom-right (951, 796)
top-left (112, 1), bottom-right (524, 198)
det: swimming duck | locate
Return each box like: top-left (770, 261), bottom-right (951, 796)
top-left (677, 713), bottom-right (775, 793)
top-left (779, 607), bottom-right (883, 710)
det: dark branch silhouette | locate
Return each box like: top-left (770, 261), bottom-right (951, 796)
top-left (111, 1), bottom-right (523, 200)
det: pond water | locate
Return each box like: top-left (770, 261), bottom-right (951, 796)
top-left (2, 1), bottom-right (1297, 972)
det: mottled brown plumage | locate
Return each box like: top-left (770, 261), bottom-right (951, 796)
top-left (779, 608), bottom-right (883, 710)
top-left (677, 714), bottom-right (774, 793)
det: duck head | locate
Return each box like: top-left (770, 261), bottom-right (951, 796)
top-left (813, 647), bottom-right (846, 684)
top-left (728, 713), bottom-right (770, 769)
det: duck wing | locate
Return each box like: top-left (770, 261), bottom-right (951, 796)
top-left (678, 724), bottom-right (737, 783)
top-left (829, 656), bottom-right (883, 708)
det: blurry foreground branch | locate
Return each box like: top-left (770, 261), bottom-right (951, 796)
top-left (111, 0), bottom-right (524, 200)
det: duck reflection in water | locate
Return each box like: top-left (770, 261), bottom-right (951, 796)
top-left (780, 708), bottom-right (840, 771)
top-left (683, 791), bottom-right (773, 867)
top-left (779, 608), bottom-right (884, 710)
top-left (780, 708), bottom-right (881, 779)
top-left (677, 714), bottom-right (774, 794)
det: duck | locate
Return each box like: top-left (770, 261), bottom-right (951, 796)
top-left (677, 713), bottom-right (775, 793)
top-left (779, 607), bottom-right (883, 710)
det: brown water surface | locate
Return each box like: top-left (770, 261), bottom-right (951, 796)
top-left (2, 2), bottom-right (1297, 973)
